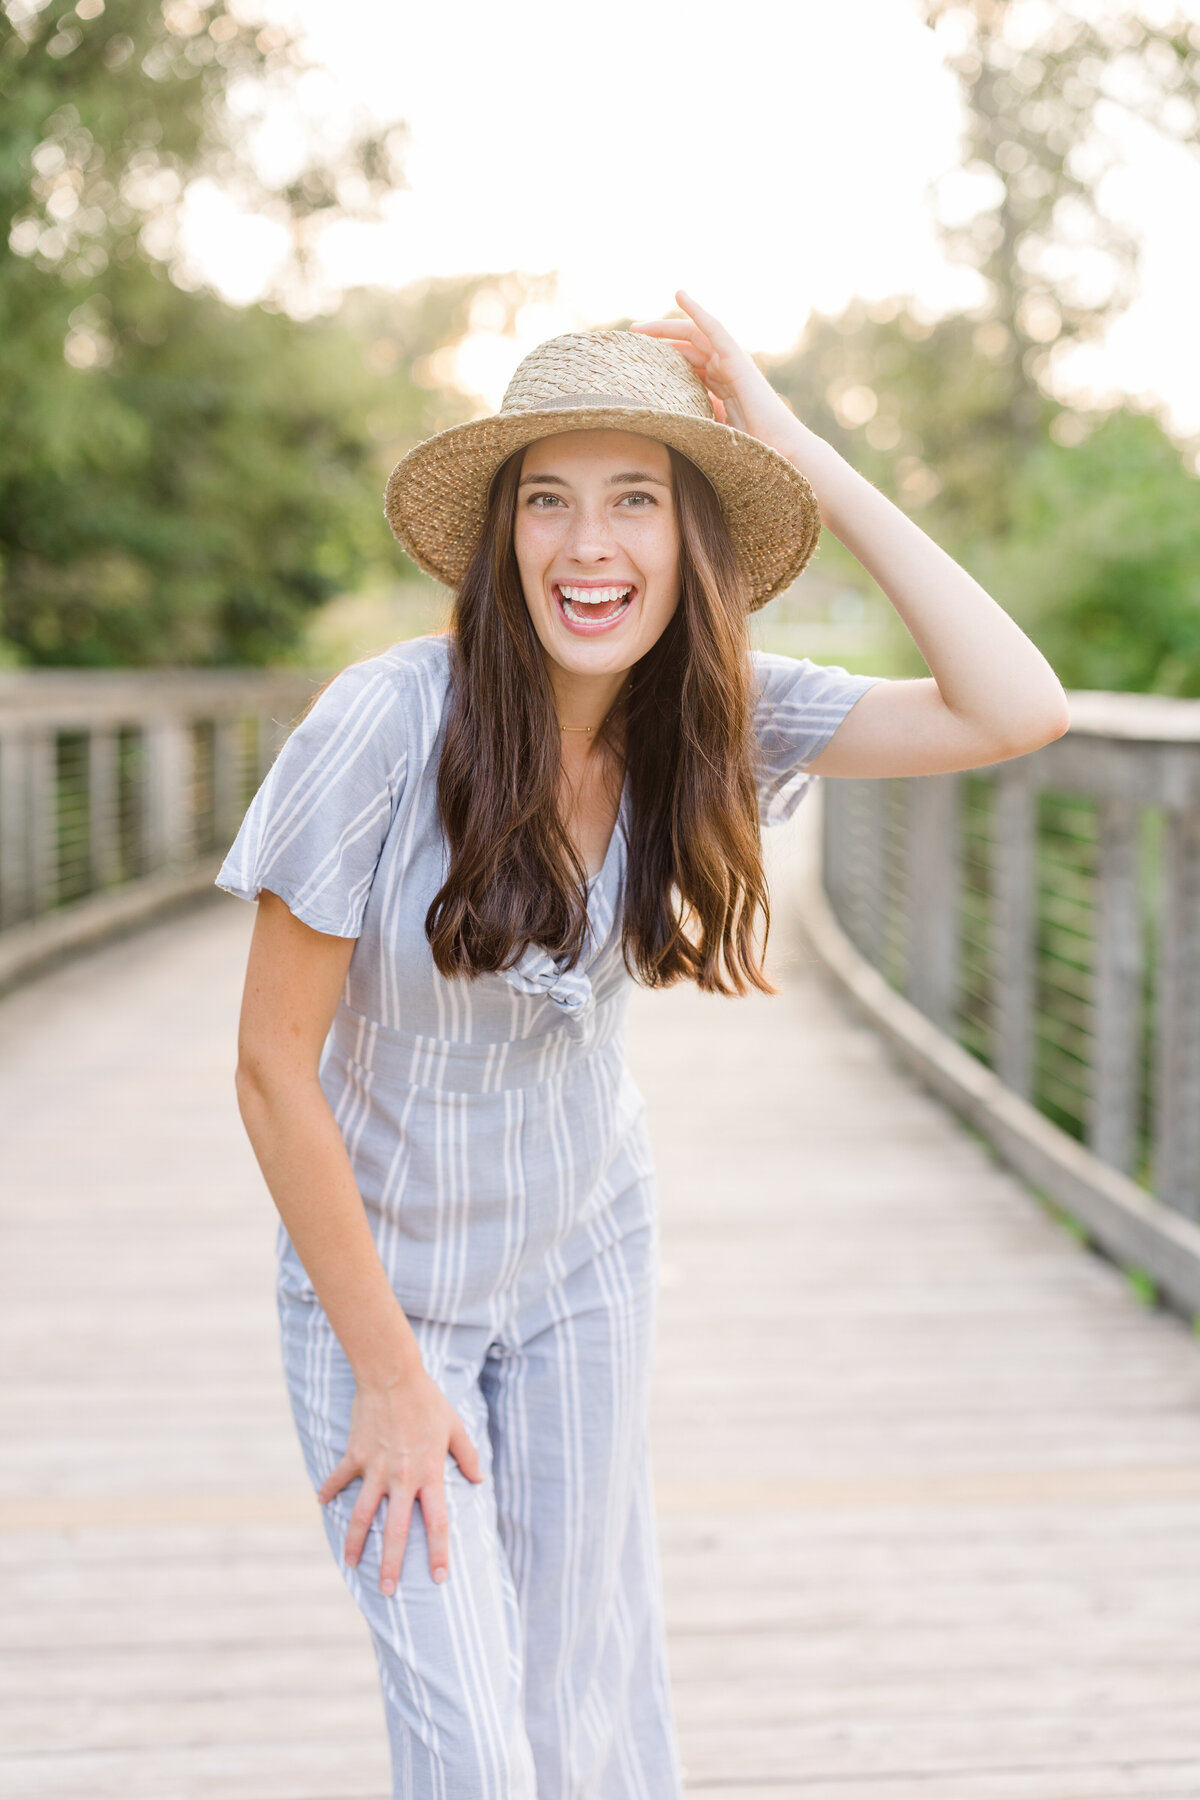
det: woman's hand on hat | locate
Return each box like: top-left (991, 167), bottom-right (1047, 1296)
top-left (630, 290), bottom-right (805, 462)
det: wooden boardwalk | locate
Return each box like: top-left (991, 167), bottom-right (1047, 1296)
top-left (3, 807), bottom-right (1200, 1798)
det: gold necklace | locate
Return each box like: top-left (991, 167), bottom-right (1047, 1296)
top-left (559, 682), bottom-right (630, 734)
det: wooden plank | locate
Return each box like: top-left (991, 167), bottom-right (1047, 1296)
top-left (2, 806), bottom-right (1200, 1796)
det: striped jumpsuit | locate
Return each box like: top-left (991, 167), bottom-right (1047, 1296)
top-left (215, 631), bottom-right (882, 1799)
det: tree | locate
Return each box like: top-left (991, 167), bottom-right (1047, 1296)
top-left (0, 0), bottom-right (502, 666)
top-left (762, 0), bottom-right (1200, 689)
top-left (971, 407), bottom-right (1200, 694)
top-left (916, 0), bottom-right (1200, 445)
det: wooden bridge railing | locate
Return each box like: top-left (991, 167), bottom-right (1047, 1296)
top-left (0, 668), bottom-right (315, 990)
top-left (813, 687), bottom-right (1200, 1319)
top-left (6, 663), bottom-right (1200, 1316)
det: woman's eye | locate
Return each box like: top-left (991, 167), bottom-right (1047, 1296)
top-left (527, 492), bottom-right (564, 508)
top-left (618, 491), bottom-right (655, 507)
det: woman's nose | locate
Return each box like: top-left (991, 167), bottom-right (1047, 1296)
top-left (564, 502), bottom-right (617, 562)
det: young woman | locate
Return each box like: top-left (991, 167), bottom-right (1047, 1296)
top-left (217, 292), bottom-right (1069, 1799)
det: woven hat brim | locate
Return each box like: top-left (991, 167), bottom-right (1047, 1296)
top-left (383, 406), bottom-right (821, 612)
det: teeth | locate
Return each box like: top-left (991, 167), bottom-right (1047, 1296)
top-left (559, 585), bottom-right (633, 605)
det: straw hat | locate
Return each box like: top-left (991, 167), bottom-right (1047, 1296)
top-left (383, 329), bottom-right (821, 611)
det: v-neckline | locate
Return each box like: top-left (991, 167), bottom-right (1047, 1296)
top-left (585, 775), bottom-right (631, 892)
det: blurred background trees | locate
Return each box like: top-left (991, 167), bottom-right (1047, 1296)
top-left (0, 0), bottom-right (522, 666)
top-left (763, 0), bottom-right (1200, 694)
top-left (3, 0), bottom-right (1200, 688)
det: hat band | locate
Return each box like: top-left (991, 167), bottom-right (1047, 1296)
top-left (502, 390), bottom-right (657, 415)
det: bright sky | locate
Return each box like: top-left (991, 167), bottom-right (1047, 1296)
top-left (183, 0), bottom-right (1200, 435)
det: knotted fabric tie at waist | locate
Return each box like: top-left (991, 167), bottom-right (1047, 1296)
top-left (500, 942), bottom-right (596, 1042)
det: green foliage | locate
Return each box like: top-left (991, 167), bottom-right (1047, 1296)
top-left (1127, 1266), bottom-right (1160, 1309)
top-left (0, 0), bottom-right (479, 667)
top-left (762, 7), bottom-right (1200, 699)
top-left (0, 258), bottom-right (499, 665)
top-left (915, 2), bottom-right (1200, 407)
top-left (763, 298), bottom-right (1058, 544)
top-left (1042, 1195), bottom-right (1090, 1246)
top-left (969, 409), bottom-right (1200, 695)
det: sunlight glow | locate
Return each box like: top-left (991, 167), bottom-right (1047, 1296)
top-left (179, 0), bottom-right (1200, 434)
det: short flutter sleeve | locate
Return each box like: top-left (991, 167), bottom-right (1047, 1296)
top-left (215, 657), bottom-right (407, 937)
top-left (751, 648), bottom-right (884, 828)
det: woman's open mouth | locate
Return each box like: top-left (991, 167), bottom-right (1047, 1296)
top-left (553, 582), bottom-right (636, 634)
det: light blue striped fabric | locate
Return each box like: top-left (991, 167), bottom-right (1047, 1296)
top-left (215, 632), bottom-right (881, 1798)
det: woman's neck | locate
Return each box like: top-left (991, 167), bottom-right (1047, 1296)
top-left (546, 664), bottom-right (631, 737)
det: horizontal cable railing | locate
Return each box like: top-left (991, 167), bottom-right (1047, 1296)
top-left (817, 689), bottom-right (1200, 1311)
top-left (0, 669), bottom-right (318, 988)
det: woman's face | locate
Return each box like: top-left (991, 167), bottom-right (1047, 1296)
top-left (512, 429), bottom-right (681, 680)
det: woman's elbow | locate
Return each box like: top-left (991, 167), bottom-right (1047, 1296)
top-left (234, 1057), bottom-right (269, 1120)
top-left (1024, 702), bottom-right (1072, 754)
top-left (999, 693), bottom-right (1072, 760)
top-left (234, 1052), bottom-right (295, 1122)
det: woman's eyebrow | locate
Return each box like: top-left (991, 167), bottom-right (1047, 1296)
top-left (516, 471), bottom-right (669, 488)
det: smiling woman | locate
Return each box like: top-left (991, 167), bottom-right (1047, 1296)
top-left (214, 293), bottom-right (1068, 1800)
top-left (515, 437), bottom-right (675, 640)
top-left (425, 420), bottom-right (780, 997)
top-left (520, 453), bottom-right (662, 632)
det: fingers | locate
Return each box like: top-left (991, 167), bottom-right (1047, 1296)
top-left (343, 1473), bottom-right (385, 1569)
top-left (631, 292), bottom-right (738, 364)
top-left (629, 318), bottom-right (710, 358)
top-left (317, 1453), bottom-right (354, 1506)
top-left (418, 1483), bottom-right (450, 1585)
top-left (379, 1487), bottom-right (416, 1594)
top-left (651, 339), bottom-right (711, 371)
top-left (448, 1413), bottom-right (484, 1483)
top-left (675, 288), bottom-right (734, 344)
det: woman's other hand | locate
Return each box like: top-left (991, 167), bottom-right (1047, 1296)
top-left (318, 1365), bottom-right (484, 1595)
top-left (630, 290), bottom-right (804, 460)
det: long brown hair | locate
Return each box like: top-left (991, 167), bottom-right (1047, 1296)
top-left (426, 442), bottom-right (777, 998)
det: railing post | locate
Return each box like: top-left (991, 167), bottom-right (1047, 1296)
top-left (993, 765), bottom-right (1037, 1100)
top-left (905, 773), bottom-right (961, 1034)
top-left (821, 775), bottom-right (846, 919)
top-left (0, 733), bottom-right (31, 929)
top-left (1152, 804), bottom-right (1200, 1219)
top-left (213, 716), bottom-right (246, 845)
top-left (855, 779), bottom-right (890, 969)
top-left (141, 717), bottom-right (192, 877)
top-left (1090, 793), bottom-right (1142, 1175)
top-left (88, 726), bottom-right (123, 894)
top-left (27, 730), bottom-right (57, 921)
top-left (828, 778), bottom-right (890, 968)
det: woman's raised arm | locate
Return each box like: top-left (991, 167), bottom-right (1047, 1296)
top-left (631, 292), bottom-right (1071, 780)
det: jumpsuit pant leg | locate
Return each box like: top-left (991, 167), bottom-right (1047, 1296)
top-left (280, 1299), bottom-right (539, 1799)
top-left (276, 1201), bottom-right (684, 1800)
top-left (481, 1206), bottom-right (684, 1800)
